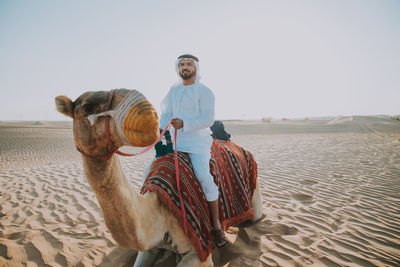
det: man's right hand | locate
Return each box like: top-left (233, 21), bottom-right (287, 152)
top-left (171, 118), bottom-right (184, 129)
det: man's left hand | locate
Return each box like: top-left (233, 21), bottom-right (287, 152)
top-left (171, 118), bottom-right (184, 129)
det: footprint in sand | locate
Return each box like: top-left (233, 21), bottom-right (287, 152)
top-left (291, 193), bottom-right (314, 204)
top-left (256, 223), bottom-right (298, 236)
top-left (301, 235), bottom-right (319, 247)
top-left (300, 179), bottom-right (318, 186)
top-left (3, 231), bottom-right (24, 241)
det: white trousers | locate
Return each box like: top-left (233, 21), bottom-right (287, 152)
top-left (143, 152), bottom-right (219, 202)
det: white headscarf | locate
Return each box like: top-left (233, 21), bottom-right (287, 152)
top-left (174, 54), bottom-right (201, 85)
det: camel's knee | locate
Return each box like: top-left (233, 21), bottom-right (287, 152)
top-left (250, 181), bottom-right (262, 222)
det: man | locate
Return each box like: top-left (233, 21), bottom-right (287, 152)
top-left (159, 54), bottom-right (227, 248)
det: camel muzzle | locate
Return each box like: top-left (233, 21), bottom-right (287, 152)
top-left (120, 99), bottom-right (159, 147)
top-left (87, 90), bottom-right (159, 147)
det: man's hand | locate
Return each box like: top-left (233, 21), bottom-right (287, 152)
top-left (171, 118), bottom-right (183, 129)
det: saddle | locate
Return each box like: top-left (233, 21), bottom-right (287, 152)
top-left (141, 140), bottom-right (258, 262)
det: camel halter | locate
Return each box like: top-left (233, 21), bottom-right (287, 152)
top-left (76, 90), bottom-right (159, 160)
top-left (76, 90), bottom-right (188, 234)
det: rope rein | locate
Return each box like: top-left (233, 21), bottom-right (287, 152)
top-left (174, 127), bottom-right (187, 234)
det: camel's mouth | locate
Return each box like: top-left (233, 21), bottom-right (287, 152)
top-left (121, 100), bottom-right (159, 147)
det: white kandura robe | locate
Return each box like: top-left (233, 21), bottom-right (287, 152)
top-left (160, 83), bottom-right (214, 153)
top-left (143, 82), bottom-right (219, 201)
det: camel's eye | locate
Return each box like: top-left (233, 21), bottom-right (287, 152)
top-left (82, 103), bottom-right (94, 113)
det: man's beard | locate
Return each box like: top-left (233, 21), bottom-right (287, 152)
top-left (180, 70), bottom-right (196, 80)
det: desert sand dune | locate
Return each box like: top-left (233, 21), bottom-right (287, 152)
top-left (1, 117), bottom-right (399, 266)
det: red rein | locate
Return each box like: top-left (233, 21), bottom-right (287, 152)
top-left (75, 91), bottom-right (187, 234)
top-left (174, 127), bottom-right (187, 234)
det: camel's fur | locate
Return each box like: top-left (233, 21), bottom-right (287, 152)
top-left (55, 89), bottom-right (262, 267)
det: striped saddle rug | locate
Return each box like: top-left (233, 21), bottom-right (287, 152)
top-left (140, 140), bottom-right (258, 262)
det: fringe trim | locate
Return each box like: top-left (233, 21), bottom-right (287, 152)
top-left (142, 184), bottom-right (258, 262)
top-left (222, 209), bottom-right (255, 230)
top-left (142, 184), bottom-right (213, 262)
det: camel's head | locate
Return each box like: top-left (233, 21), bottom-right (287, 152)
top-left (55, 89), bottom-right (159, 159)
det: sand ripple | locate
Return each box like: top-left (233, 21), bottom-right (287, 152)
top-left (231, 132), bottom-right (400, 266)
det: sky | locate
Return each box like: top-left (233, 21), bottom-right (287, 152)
top-left (0, 0), bottom-right (399, 121)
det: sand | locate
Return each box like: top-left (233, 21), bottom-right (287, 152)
top-left (1, 116), bottom-right (399, 266)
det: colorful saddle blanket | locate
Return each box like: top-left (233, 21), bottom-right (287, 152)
top-left (140, 140), bottom-right (258, 262)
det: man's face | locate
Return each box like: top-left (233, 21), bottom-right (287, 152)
top-left (178, 59), bottom-right (196, 80)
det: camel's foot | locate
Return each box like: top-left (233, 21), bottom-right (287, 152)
top-left (177, 250), bottom-right (213, 267)
top-left (250, 181), bottom-right (263, 222)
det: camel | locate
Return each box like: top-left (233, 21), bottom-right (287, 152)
top-left (55, 88), bottom-right (263, 267)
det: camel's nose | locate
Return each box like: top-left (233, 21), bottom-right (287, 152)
top-left (122, 100), bottom-right (160, 147)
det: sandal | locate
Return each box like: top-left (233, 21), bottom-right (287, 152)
top-left (212, 228), bottom-right (228, 248)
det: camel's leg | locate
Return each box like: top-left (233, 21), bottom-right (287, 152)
top-left (133, 249), bottom-right (161, 267)
top-left (177, 251), bottom-right (213, 267)
top-left (250, 181), bottom-right (263, 222)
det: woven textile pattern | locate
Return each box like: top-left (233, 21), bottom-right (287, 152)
top-left (141, 140), bottom-right (258, 262)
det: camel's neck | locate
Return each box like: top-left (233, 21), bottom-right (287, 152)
top-left (82, 155), bottom-right (152, 250)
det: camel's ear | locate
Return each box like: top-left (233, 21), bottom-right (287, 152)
top-left (55, 95), bottom-right (74, 118)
